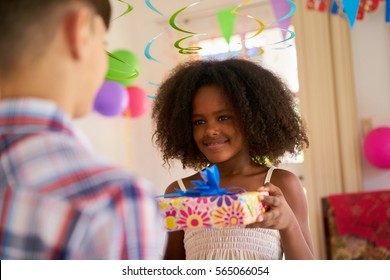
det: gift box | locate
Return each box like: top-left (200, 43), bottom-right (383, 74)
top-left (156, 165), bottom-right (268, 231)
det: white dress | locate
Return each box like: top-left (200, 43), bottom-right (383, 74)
top-left (177, 167), bottom-right (283, 260)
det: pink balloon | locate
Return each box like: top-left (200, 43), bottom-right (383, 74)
top-left (125, 85), bottom-right (150, 118)
top-left (363, 126), bottom-right (390, 169)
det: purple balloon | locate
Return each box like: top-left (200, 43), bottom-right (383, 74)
top-left (93, 81), bottom-right (129, 117)
top-left (363, 126), bottom-right (390, 169)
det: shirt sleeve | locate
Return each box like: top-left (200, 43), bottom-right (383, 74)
top-left (67, 177), bottom-right (165, 260)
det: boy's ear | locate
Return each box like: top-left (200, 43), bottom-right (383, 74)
top-left (63, 7), bottom-right (93, 60)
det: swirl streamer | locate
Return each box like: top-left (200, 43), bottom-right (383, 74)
top-left (232, 0), bottom-right (297, 58)
top-left (105, 51), bottom-right (139, 81)
top-left (145, 0), bottom-right (164, 16)
top-left (112, 0), bottom-right (134, 21)
top-left (232, 0), bottom-right (265, 58)
top-left (144, 0), bottom-right (167, 98)
top-left (266, 0), bottom-right (296, 48)
top-left (169, 2), bottom-right (204, 55)
top-left (174, 35), bottom-right (203, 55)
top-left (106, 1), bottom-right (137, 82)
top-left (267, 0), bottom-right (296, 28)
top-left (248, 0), bottom-right (297, 54)
top-left (144, 32), bottom-right (164, 62)
top-left (233, 0), bottom-right (265, 40)
top-left (148, 82), bottom-right (161, 87)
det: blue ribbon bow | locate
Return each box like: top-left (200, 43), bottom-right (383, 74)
top-left (157, 165), bottom-right (243, 198)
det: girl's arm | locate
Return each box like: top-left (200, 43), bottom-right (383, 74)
top-left (164, 231), bottom-right (186, 259)
top-left (258, 169), bottom-right (315, 260)
top-left (163, 182), bottom-right (186, 260)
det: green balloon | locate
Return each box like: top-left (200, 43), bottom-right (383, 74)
top-left (106, 49), bottom-right (140, 86)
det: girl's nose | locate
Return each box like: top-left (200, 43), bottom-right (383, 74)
top-left (205, 122), bottom-right (219, 136)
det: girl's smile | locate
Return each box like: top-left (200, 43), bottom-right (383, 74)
top-left (203, 137), bottom-right (229, 149)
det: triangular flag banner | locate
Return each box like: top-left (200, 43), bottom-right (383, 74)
top-left (216, 7), bottom-right (237, 44)
top-left (331, 1), bottom-right (339, 14)
top-left (270, 0), bottom-right (293, 40)
top-left (343, 0), bottom-right (361, 28)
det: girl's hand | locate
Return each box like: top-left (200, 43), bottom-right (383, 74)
top-left (247, 183), bottom-right (297, 230)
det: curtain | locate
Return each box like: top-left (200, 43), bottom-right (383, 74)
top-left (292, 0), bottom-right (363, 259)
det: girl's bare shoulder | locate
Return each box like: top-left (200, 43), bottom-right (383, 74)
top-left (270, 168), bottom-right (305, 194)
top-left (164, 172), bottom-right (202, 194)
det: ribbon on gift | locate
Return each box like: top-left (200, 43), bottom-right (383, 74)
top-left (157, 165), bottom-right (244, 198)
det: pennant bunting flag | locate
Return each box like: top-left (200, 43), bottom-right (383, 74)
top-left (318, 0), bottom-right (330, 12)
top-left (270, 0), bottom-right (294, 39)
top-left (331, 0), bottom-right (340, 14)
top-left (216, 7), bottom-right (237, 44)
top-left (343, 0), bottom-right (361, 28)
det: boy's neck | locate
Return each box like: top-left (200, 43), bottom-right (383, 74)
top-left (1, 68), bottom-right (76, 117)
top-left (0, 41), bottom-right (87, 118)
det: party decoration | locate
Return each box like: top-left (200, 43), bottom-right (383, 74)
top-left (106, 49), bottom-right (140, 86)
top-left (357, 0), bottom-right (368, 20)
top-left (104, 1), bottom-right (135, 86)
top-left (232, 0), bottom-right (265, 58)
top-left (144, 1), bottom-right (166, 87)
top-left (94, 81), bottom-right (128, 117)
top-left (217, 7), bottom-right (237, 44)
top-left (145, 0), bottom-right (163, 16)
top-left (307, 0), bottom-right (316, 10)
top-left (112, 0), bottom-right (133, 21)
top-left (173, 35), bottom-right (203, 55)
top-left (169, 2), bottom-right (204, 54)
top-left (270, 0), bottom-right (296, 40)
top-left (356, 0), bottom-right (385, 20)
top-left (309, 0), bottom-right (389, 26)
top-left (148, 81), bottom-right (160, 87)
top-left (233, 1), bottom-right (265, 41)
top-left (123, 85), bottom-right (150, 118)
top-left (145, 32), bottom-right (164, 63)
top-left (331, 0), bottom-right (340, 14)
top-left (343, 0), bottom-right (361, 28)
top-left (318, 0), bottom-right (330, 12)
top-left (363, 126), bottom-right (390, 169)
top-left (371, 0), bottom-right (383, 11)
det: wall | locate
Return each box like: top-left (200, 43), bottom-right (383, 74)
top-left (351, 5), bottom-right (390, 191)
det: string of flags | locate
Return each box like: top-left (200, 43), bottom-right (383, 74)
top-left (307, 0), bottom-right (390, 28)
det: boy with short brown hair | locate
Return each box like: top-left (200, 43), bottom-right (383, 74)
top-left (0, 0), bottom-right (163, 259)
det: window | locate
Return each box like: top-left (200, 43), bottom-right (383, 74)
top-left (197, 26), bottom-right (299, 93)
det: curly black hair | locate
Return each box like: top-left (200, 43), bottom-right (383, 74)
top-left (152, 58), bottom-right (309, 170)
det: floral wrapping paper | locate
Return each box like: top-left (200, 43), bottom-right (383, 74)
top-left (157, 191), bottom-right (268, 231)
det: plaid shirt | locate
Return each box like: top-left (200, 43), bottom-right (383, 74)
top-left (0, 99), bottom-right (164, 259)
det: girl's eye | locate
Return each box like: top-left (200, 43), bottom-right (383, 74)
top-left (218, 116), bottom-right (230, 121)
top-left (193, 120), bottom-right (205, 126)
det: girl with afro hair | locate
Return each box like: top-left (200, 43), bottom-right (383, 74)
top-left (152, 58), bottom-right (314, 260)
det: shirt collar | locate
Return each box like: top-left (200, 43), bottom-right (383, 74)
top-left (0, 98), bottom-right (76, 137)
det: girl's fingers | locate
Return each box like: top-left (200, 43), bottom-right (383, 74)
top-left (261, 194), bottom-right (280, 207)
top-left (257, 214), bottom-right (274, 228)
top-left (263, 183), bottom-right (283, 196)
